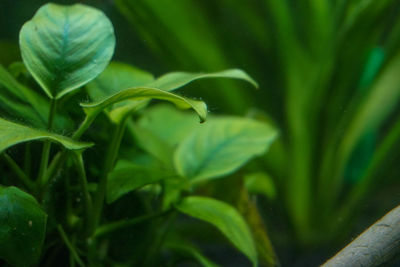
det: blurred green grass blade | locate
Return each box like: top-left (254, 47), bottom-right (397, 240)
top-left (326, 52), bottom-right (400, 204)
top-left (339, 114), bottom-right (400, 221)
top-left (115, 0), bottom-right (254, 113)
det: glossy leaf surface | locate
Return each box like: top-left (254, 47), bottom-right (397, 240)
top-left (0, 186), bottom-right (47, 266)
top-left (19, 3), bottom-right (115, 98)
top-left (175, 117), bottom-right (277, 182)
top-left (176, 196), bottom-right (257, 266)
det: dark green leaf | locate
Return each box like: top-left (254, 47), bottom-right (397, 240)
top-left (19, 3), bottom-right (115, 99)
top-left (0, 186), bottom-right (47, 266)
top-left (107, 160), bottom-right (172, 203)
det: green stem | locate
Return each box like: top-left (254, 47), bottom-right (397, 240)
top-left (1, 153), bottom-right (35, 191)
top-left (24, 143), bottom-right (32, 176)
top-left (92, 119), bottom-right (127, 233)
top-left (73, 152), bottom-right (93, 237)
top-left (144, 211), bottom-right (178, 267)
top-left (94, 210), bottom-right (171, 238)
top-left (72, 112), bottom-right (99, 140)
top-left (57, 225), bottom-right (85, 267)
top-left (37, 98), bottom-right (57, 189)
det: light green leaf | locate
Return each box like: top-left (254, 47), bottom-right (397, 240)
top-left (107, 160), bottom-right (172, 203)
top-left (147, 69), bottom-right (258, 92)
top-left (0, 117), bottom-right (92, 152)
top-left (131, 104), bottom-right (200, 166)
top-left (174, 117), bottom-right (278, 182)
top-left (176, 196), bottom-right (257, 266)
top-left (137, 104), bottom-right (201, 147)
top-left (19, 3), bottom-right (115, 99)
top-left (0, 186), bottom-right (47, 266)
top-left (81, 87), bottom-right (208, 123)
top-left (244, 172), bottom-right (276, 200)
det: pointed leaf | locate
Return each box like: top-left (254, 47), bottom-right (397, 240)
top-left (0, 186), bottom-right (47, 266)
top-left (86, 61), bottom-right (155, 100)
top-left (81, 87), bottom-right (208, 123)
top-left (19, 3), bottom-right (115, 99)
top-left (0, 117), bottom-right (92, 152)
top-left (147, 69), bottom-right (258, 92)
top-left (86, 62), bottom-right (154, 123)
top-left (176, 196), bottom-right (257, 267)
top-left (174, 117), bottom-right (278, 182)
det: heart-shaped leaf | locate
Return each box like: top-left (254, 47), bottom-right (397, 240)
top-left (0, 186), bottom-right (47, 266)
top-left (176, 196), bottom-right (257, 267)
top-left (174, 117), bottom-right (278, 182)
top-left (0, 117), bottom-right (92, 152)
top-left (19, 3), bottom-right (115, 99)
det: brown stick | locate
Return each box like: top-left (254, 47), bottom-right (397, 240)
top-left (322, 204), bottom-right (400, 267)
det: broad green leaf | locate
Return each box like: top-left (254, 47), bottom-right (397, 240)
top-left (107, 160), bottom-right (173, 203)
top-left (174, 117), bottom-right (278, 182)
top-left (132, 104), bottom-right (200, 166)
top-left (81, 87), bottom-right (208, 123)
top-left (19, 3), bottom-right (115, 99)
top-left (0, 186), bottom-right (47, 266)
top-left (176, 196), bottom-right (257, 266)
top-left (129, 123), bottom-right (175, 167)
top-left (0, 117), bottom-right (92, 152)
top-left (244, 172), bottom-right (276, 200)
top-left (147, 69), bottom-right (258, 91)
top-left (137, 104), bottom-right (201, 147)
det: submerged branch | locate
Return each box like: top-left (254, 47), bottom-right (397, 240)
top-left (322, 204), bottom-right (400, 267)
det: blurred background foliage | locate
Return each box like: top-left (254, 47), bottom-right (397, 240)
top-left (2, 0), bottom-right (400, 265)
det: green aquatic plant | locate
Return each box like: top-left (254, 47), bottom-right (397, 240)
top-left (0, 3), bottom-right (278, 266)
